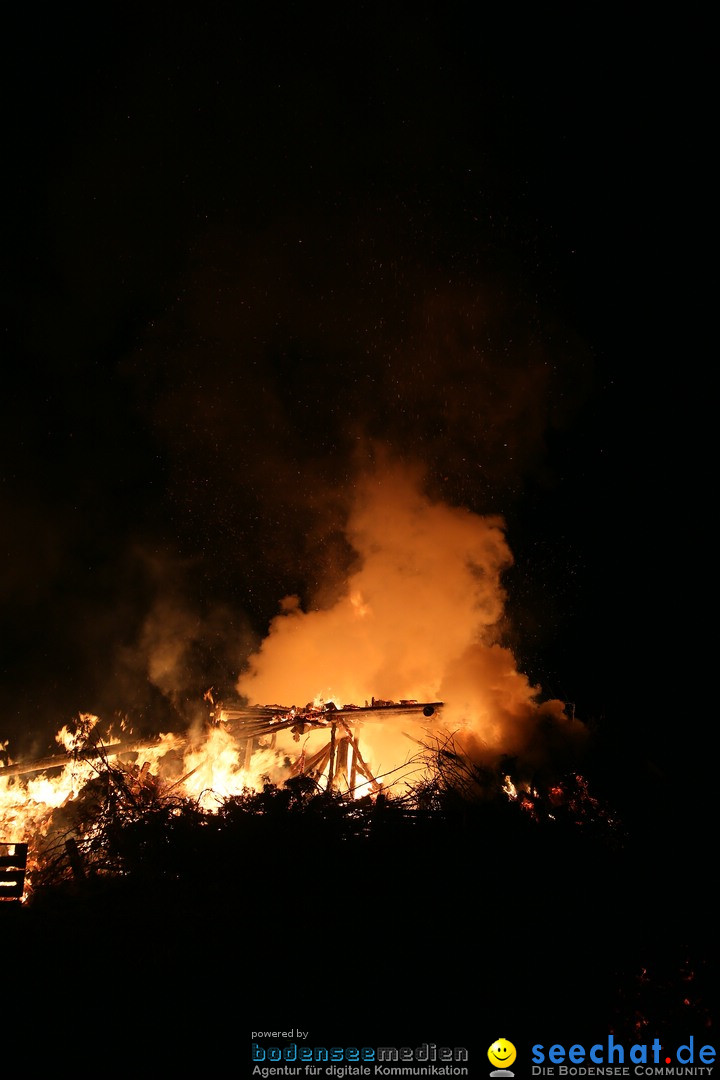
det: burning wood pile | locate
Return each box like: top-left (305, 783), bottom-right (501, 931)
top-left (0, 695), bottom-right (624, 912)
top-left (0, 697), bottom-right (450, 901)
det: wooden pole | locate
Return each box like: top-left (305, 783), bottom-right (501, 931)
top-left (333, 737), bottom-right (350, 792)
top-left (326, 722), bottom-right (337, 791)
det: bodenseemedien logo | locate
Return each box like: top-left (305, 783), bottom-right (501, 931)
top-left (488, 1038), bottom-right (517, 1077)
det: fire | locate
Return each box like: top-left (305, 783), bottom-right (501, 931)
top-left (1, 458), bottom-right (591, 900)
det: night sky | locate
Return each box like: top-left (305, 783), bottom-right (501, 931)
top-left (2, 5), bottom-right (718, 1063)
top-left (1, 6), bottom-right (706, 815)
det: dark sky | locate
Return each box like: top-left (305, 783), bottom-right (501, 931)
top-left (1, 5), bottom-right (702, 794)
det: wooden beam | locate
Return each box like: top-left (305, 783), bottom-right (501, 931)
top-left (0, 737), bottom-right (187, 780)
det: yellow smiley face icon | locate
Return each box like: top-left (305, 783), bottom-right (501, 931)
top-left (488, 1039), bottom-right (517, 1070)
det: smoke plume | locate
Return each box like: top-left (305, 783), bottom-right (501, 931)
top-left (236, 455), bottom-right (586, 786)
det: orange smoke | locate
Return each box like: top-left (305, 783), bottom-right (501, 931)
top-left (236, 459), bottom-right (585, 786)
